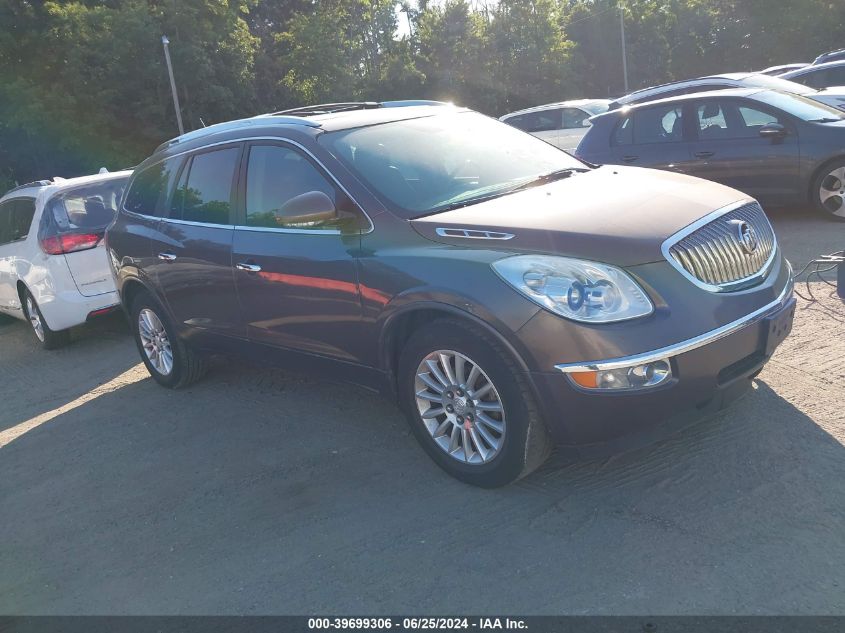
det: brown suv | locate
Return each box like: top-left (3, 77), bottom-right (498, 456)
top-left (106, 102), bottom-right (795, 487)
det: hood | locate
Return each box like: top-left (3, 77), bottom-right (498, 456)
top-left (411, 166), bottom-right (749, 267)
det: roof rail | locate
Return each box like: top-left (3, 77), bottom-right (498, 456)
top-left (154, 114), bottom-right (319, 154)
top-left (2, 180), bottom-right (51, 197)
top-left (270, 100), bottom-right (450, 117)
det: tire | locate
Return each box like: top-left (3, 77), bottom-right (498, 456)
top-left (397, 318), bottom-right (551, 488)
top-left (130, 290), bottom-right (207, 389)
top-left (811, 160), bottom-right (845, 221)
top-left (22, 289), bottom-right (70, 350)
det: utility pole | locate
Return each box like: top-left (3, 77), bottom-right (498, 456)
top-left (620, 5), bottom-right (629, 93)
top-left (161, 35), bottom-right (185, 136)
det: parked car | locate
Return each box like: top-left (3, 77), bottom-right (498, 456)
top-left (608, 72), bottom-right (845, 111)
top-left (576, 88), bottom-right (845, 220)
top-left (107, 102), bottom-right (795, 487)
top-left (759, 63), bottom-right (809, 76)
top-left (0, 170), bottom-right (131, 348)
top-left (813, 49), bottom-right (845, 65)
top-left (780, 60), bottom-right (845, 97)
top-left (499, 100), bottom-right (611, 150)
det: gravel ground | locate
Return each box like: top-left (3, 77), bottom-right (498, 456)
top-left (0, 208), bottom-right (843, 615)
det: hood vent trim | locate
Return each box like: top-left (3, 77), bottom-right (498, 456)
top-left (435, 228), bottom-right (515, 240)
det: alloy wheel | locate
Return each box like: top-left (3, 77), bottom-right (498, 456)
top-left (26, 296), bottom-right (45, 342)
top-left (819, 166), bottom-right (845, 217)
top-left (138, 308), bottom-right (173, 376)
top-left (414, 350), bottom-right (505, 464)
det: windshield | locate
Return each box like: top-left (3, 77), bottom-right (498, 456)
top-left (583, 101), bottom-right (611, 115)
top-left (745, 73), bottom-right (815, 95)
top-left (754, 91), bottom-right (845, 121)
top-left (318, 111), bottom-right (586, 217)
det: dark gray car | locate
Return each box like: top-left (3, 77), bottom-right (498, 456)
top-left (106, 102), bottom-right (795, 487)
top-left (577, 88), bottom-right (845, 220)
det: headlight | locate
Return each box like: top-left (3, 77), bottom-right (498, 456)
top-left (492, 255), bottom-right (654, 323)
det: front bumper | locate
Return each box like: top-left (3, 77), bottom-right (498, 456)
top-left (530, 280), bottom-right (795, 449)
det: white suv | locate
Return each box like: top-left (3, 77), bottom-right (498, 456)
top-left (0, 170), bottom-right (131, 348)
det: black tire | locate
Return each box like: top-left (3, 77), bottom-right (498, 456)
top-left (811, 159), bottom-right (845, 221)
top-left (397, 318), bottom-right (552, 488)
top-left (130, 290), bottom-right (207, 389)
top-left (22, 288), bottom-right (70, 350)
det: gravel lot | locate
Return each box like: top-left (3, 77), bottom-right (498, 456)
top-left (1, 207), bottom-right (843, 615)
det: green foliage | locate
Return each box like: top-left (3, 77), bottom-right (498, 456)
top-left (2, 0), bottom-right (845, 186)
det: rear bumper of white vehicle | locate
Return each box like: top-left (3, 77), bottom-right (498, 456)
top-left (35, 287), bottom-right (120, 331)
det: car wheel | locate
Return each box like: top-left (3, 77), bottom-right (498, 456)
top-left (398, 318), bottom-right (551, 488)
top-left (812, 161), bottom-right (845, 220)
top-left (130, 290), bottom-right (207, 388)
top-left (22, 289), bottom-right (70, 350)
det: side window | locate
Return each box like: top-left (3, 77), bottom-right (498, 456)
top-left (613, 116), bottom-right (633, 145)
top-left (562, 108), bottom-right (591, 129)
top-left (829, 67), bottom-right (845, 87)
top-left (737, 106), bottom-right (779, 133)
top-left (171, 147), bottom-right (240, 225)
top-left (244, 144), bottom-right (355, 231)
top-left (10, 198), bottom-right (36, 241)
top-left (0, 200), bottom-right (13, 245)
top-left (802, 70), bottom-right (829, 89)
top-left (511, 109), bottom-right (562, 133)
top-left (634, 104), bottom-right (685, 144)
top-left (696, 101), bottom-right (729, 139)
top-left (124, 158), bottom-right (181, 217)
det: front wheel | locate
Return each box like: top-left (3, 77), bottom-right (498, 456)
top-left (812, 161), bottom-right (845, 220)
top-left (398, 318), bottom-right (551, 488)
top-left (22, 289), bottom-right (70, 350)
top-left (130, 290), bottom-right (207, 388)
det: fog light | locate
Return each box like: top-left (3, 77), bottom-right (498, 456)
top-left (568, 359), bottom-right (672, 391)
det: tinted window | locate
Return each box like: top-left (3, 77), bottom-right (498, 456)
top-left (171, 147), bottom-right (239, 225)
top-left (697, 102), bottom-right (729, 139)
top-left (124, 159), bottom-right (181, 217)
top-left (507, 109), bottom-right (562, 133)
top-left (562, 108), bottom-right (591, 129)
top-left (46, 179), bottom-right (127, 232)
top-left (245, 145), bottom-right (352, 230)
top-left (738, 105), bottom-right (779, 129)
top-left (9, 198), bottom-right (35, 241)
top-left (634, 104), bottom-right (685, 144)
top-left (613, 116), bottom-right (633, 145)
top-left (0, 200), bottom-right (13, 245)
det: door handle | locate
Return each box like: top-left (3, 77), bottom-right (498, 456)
top-left (235, 262), bottom-right (262, 273)
top-left (158, 252), bottom-right (177, 262)
top-left (695, 151), bottom-right (715, 158)
top-left (622, 155), bottom-right (639, 163)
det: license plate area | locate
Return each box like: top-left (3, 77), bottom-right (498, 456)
top-left (762, 297), bottom-right (796, 357)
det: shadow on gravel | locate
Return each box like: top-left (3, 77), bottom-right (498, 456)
top-left (2, 362), bottom-right (844, 613)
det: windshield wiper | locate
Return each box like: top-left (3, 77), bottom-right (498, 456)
top-left (420, 168), bottom-right (590, 216)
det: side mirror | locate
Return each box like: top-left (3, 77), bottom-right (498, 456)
top-left (759, 122), bottom-right (787, 139)
top-left (276, 191), bottom-right (337, 226)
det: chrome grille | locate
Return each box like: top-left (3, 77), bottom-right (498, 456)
top-left (665, 202), bottom-right (776, 292)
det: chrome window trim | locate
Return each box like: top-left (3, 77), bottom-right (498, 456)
top-left (555, 268), bottom-right (793, 374)
top-left (660, 199), bottom-right (778, 293)
top-left (122, 136), bottom-right (374, 234)
top-left (234, 224), bottom-right (343, 236)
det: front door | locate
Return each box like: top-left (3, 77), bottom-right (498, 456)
top-left (147, 144), bottom-right (244, 340)
top-left (232, 141), bottom-right (368, 364)
top-left (687, 97), bottom-right (801, 201)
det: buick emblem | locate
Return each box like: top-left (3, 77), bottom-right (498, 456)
top-left (736, 221), bottom-right (758, 254)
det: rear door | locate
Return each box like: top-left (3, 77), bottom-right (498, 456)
top-left (148, 144), bottom-right (245, 340)
top-left (0, 199), bottom-right (21, 312)
top-left (232, 141), bottom-right (368, 363)
top-left (686, 97), bottom-right (801, 200)
top-left (607, 102), bottom-right (694, 172)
